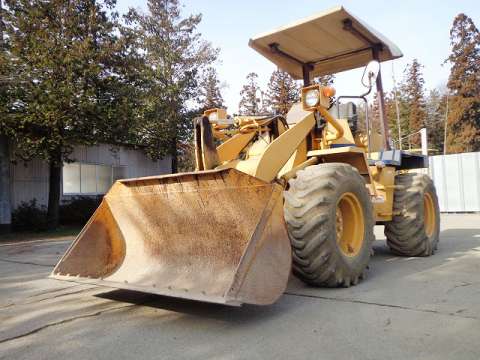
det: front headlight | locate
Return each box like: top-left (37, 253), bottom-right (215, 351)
top-left (305, 89), bottom-right (320, 107)
top-left (208, 111), bottom-right (218, 122)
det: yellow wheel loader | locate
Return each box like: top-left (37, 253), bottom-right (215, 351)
top-left (52, 6), bottom-right (440, 306)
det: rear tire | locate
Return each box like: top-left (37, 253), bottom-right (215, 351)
top-left (384, 173), bottom-right (440, 256)
top-left (284, 163), bottom-right (375, 287)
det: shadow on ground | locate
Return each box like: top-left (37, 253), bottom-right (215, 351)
top-left (95, 288), bottom-right (291, 324)
top-left (366, 228), bottom-right (480, 279)
top-left (91, 228), bottom-right (480, 317)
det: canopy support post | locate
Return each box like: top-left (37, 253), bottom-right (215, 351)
top-left (372, 48), bottom-right (392, 151)
top-left (302, 64), bottom-right (313, 86)
top-left (342, 18), bottom-right (391, 150)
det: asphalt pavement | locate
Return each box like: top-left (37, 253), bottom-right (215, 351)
top-left (1, 214), bottom-right (479, 360)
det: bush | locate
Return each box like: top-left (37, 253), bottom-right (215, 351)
top-left (11, 196), bottom-right (102, 232)
top-left (60, 196), bottom-right (102, 226)
top-left (12, 199), bottom-right (48, 231)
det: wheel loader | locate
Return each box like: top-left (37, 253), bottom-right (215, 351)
top-left (51, 6), bottom-right (440, 306)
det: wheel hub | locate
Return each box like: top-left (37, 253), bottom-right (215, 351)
top-left (424, 192), bottom-right (436, 237)
top-left (336, 192), bottom-right (365, 257)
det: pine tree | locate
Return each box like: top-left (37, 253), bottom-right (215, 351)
top-left (0, 0), bottom-right (11, 227)
top-left (445, 13), bottom-right (480, 153)
top-left (0, 0), bottom-right (9, 116)
top-left (127, 0), bottom-right (218, 172)
top-left (198, 67), bottom-right (224, 111)
top-left (239, 72), bottom-right (261, 115)
top-left (385, 92), bottom-right (399, 145)
top-left (425, 89), bottom-right (447, 153)
top-left (401, 59), bottom-right (426, 147)
top-left (385, 88), bottom-right (410, 149)
top-left (0, 0), bottom-right (137, 228)
top-left (264, 69), bottom-right (299, 115)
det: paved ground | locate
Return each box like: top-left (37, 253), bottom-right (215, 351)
top-left (1, 214), bottom-right (479, 360)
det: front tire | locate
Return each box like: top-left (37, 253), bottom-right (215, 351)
top-left (384, 173), bottom-right (440, 256)
top-left (284, 163), bottom-right (375, 287)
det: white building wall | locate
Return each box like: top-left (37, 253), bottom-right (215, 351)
top-left (10, 158), bottom-right (50, 209)
top-left (429, 152), bottom-right (480, 212)
top-left (10, 144), bottom-right (171, 209)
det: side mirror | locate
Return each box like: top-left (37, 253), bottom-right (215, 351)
top-left (361, 60), bottom-right (380, 88)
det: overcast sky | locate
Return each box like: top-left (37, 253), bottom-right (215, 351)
top-left (116, 0), bottom-right (480, 112)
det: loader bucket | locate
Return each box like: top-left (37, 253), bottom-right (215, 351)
top-left (51, 168), bottom-right (291, 306)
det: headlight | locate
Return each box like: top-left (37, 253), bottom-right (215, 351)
top-left (305, 89), bottom-right (320, 107)
top-left (208, 111), bottom-right (218, 122)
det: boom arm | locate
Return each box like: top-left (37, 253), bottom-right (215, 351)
top-left (254, 112), bottom-right (315, 182)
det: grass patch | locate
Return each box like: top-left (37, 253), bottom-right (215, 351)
top-left (0, 225), bottom-right (81, 243)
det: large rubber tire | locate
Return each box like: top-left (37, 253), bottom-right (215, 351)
top-left (284, 163), bottom-right (375, 287)
top-left (384, 173), bottom-right (440, 256)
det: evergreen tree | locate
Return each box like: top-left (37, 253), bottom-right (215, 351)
top-left (264, 69), bottom-right (299, 115)
top-left (385, 92), bottom-right (399, 145)
top-left (385, 88), bottom-right (410, 149)
top-left (127, 0), bottom-right (217, 171)
top-left (0, 0), bottom-right (137, 228)
top-left (445, 13), bottom-right (480, 153)
top-left (401, 59), bottom-right (426, 147)
top-left (198, 67), bottom-right (224, 111)
top-left (239, 72), bottom-right (261, 115)
top-left (0, 0), bottom-right (12, 226)
top-left (425, 89), bottom-right (447, 153)
top-left (0, 0), bottom-right (9, 116)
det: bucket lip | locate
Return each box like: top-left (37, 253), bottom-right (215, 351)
top-left (117, 168), bottom-right (269, 185)
top-left (49, 273), bottom-right (243, 306)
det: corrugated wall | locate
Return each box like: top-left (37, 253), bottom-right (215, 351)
top-left (0, 136), bottom-right (12, 226)
top-left (10, 144), bottom-right (171, 209)
top-left (429, 152), bottom-right (480, 212)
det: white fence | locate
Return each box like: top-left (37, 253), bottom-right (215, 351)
top-left (429, 152), bottom-right (480, 212)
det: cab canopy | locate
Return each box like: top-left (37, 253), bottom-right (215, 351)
top-left (249, 6), bottom-right (402, 79)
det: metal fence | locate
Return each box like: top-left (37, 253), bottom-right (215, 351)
top-left (429, 152), bottom-right (480, 212)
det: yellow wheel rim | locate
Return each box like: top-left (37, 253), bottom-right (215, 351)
top-left (424, 192), bottom-right (436, 237)
top-left (336, 192), bottom-right (365, 257)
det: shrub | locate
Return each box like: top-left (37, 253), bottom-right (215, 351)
top-left (11, 196), bottom-right (102, 232)
top-left (12, 199), bottom-right (48, 231)
top-left (60, 196), bottom-right (102, 226)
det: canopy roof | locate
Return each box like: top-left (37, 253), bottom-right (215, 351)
top-left (249, 6), bottom-right (403, 80)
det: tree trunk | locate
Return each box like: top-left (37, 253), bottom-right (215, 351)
top-left (47, 150), bottom-right (62, 230)
top-left (170, 137), bottom-right (178, 173)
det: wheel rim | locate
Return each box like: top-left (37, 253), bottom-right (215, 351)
top-left (424, 192), bottom-right (436, 237)
top-left (336, 192), bottom-right (365, 257)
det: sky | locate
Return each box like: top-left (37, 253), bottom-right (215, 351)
top-left (116, 0), bottom-right (480, 112)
